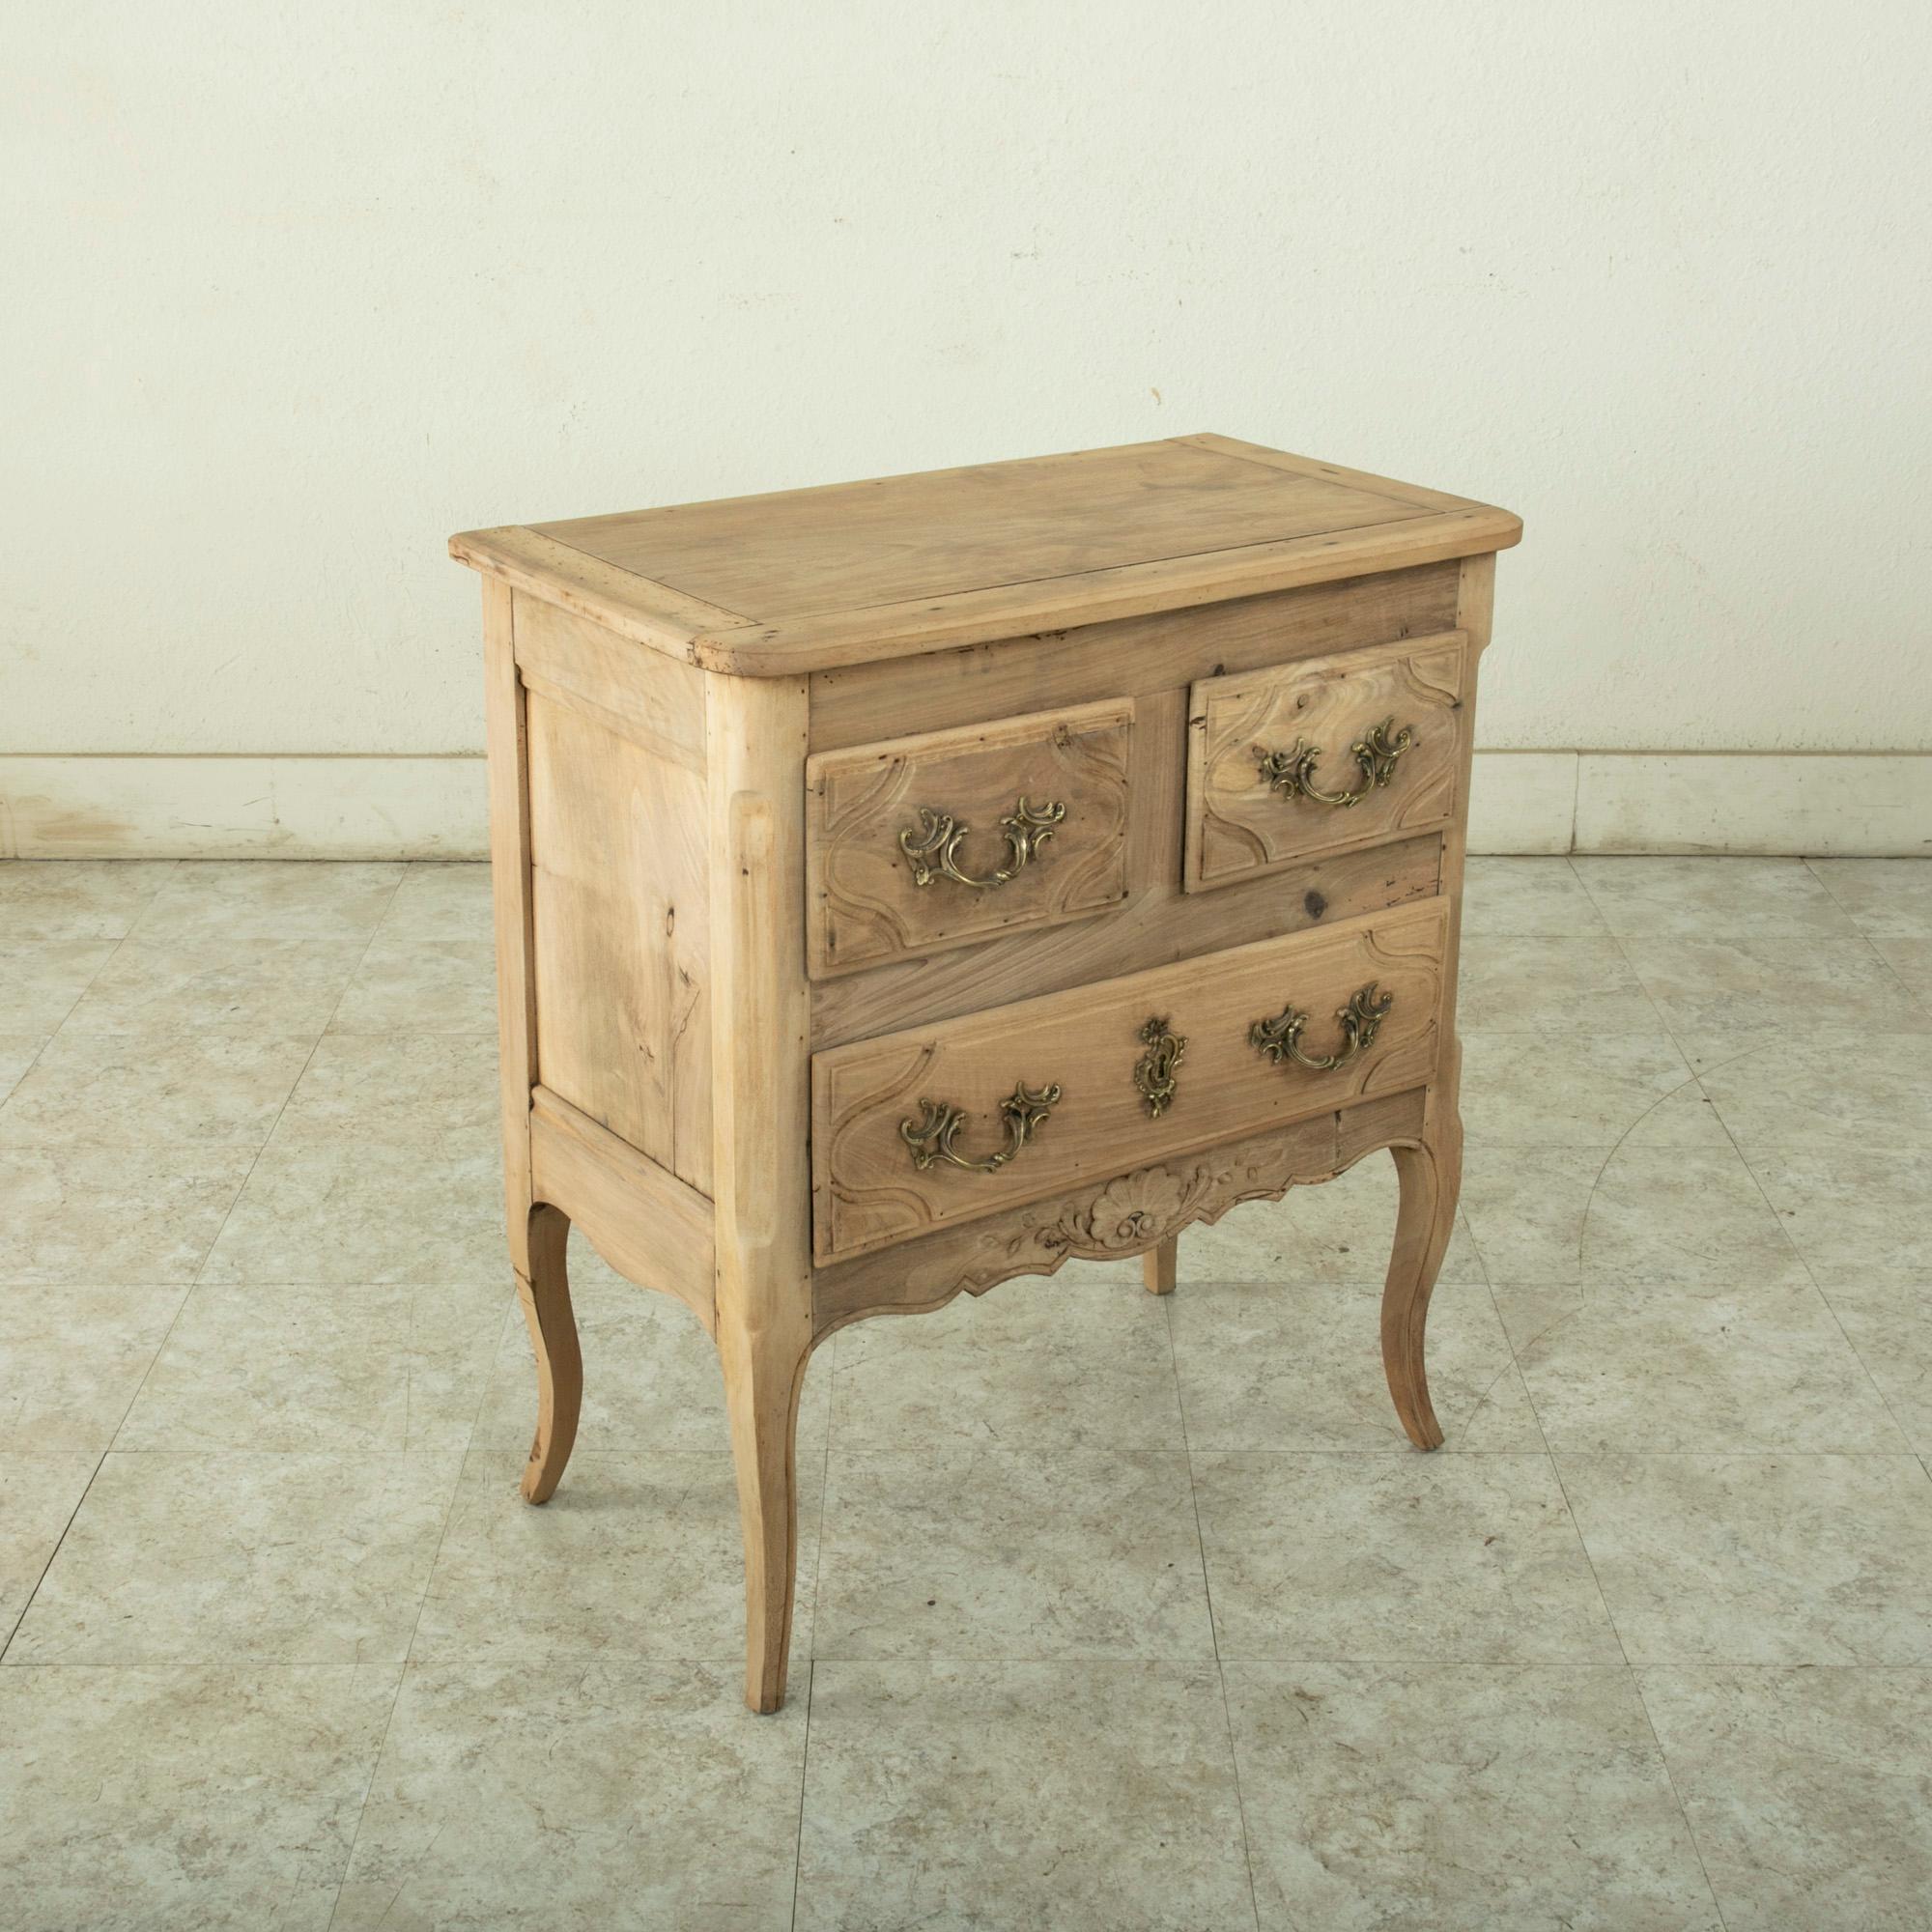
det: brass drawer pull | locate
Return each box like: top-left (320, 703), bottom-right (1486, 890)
top-left (900, 1079), bottom-right (1062, 1173)
top-left (1133, 1015), bottom-right (1186, 1118)
top-left (1250, 981), bottom-right (1393, 1072)
top-left (1257, 717), bottom-right (1413, 809)
top-left (899, 796), bottom-right (1065, 890)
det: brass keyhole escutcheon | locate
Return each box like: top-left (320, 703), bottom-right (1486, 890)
top-left (1132, 1015), bottom-right (1186, 1119)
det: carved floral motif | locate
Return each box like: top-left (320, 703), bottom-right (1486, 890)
top-left (835, 1134), bottom-right (1398, 1329)
top-left (1045, 1164), bottom-right (1209, 1256)
top-left (949, 1144), bottom-right (1332, 1299)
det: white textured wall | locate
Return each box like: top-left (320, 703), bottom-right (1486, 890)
top-left (5, 1), bottom-right (1929, 766)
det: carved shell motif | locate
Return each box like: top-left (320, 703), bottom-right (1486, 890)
top-left (1048, 1167), bottom-right (1203, 1254)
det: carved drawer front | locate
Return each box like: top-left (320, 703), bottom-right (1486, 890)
top-left (1185, 630), bottom-right (1468, 893)
top-left (805, 697), bottom-right (1134, 978)
top-left (810, 896), bottom-right (1447, 1264)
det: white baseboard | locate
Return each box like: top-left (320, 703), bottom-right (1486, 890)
top-left (1570, 753), bottom-right (1932, 857)
top-left (2, 751), bottom-right (1927, 861)
top-left (1463, 753), bottom-right (1579, 855)
top-left (1469, 752), bottom-right (1932, 857)
top-left (0, 756), bottom-right (489, 861)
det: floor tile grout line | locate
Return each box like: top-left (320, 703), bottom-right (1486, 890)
top-left (5, 867), bottom-right (406, 1661)
top-left (1584, 890), bottom-right (1808, 1289)
top-left (1579, 857), bottom-right (1932, 1063)
top-left (1844, 922), bottom-right (1929, 1013)
top-left (1463, 1146), bottom-right (1711, 1908)
top-left (1463, 855), bottom-right (1694, 1294)
top-left (0, 1263), bottom-right (196, 1660)
top-left (0, 1446), bottom-right (107, 1664)
top-left (95, 890), bottom-right (405, 1448)
top-left (100, 1050), bottom-right (326, 1450)
top-left (807, 1333), bottom-right (838, 1657)
top-left (788, 1661), bottom-right (813, 1932)
top-left (1163, 1291), bottom-right (1265, 1932)
top-left (186, 868), bottom-right (408, 1296)
top-left (1518, 1292), bottom-right (1735, 1928)
top-left (0, 866), bottom-right (419, 1903)
top-left (1524, 879), bottom-right (1831, 1930)
top-left (5, 864), bottom-right (173, 1079)
top-left (1555, 1082), bottom-right (1702, 1293)
top-left (1464, 1179), bottom-right (1653, 1699)
top-left (1708, 1098), bottom-right (1927, 1466)
top-left (789, 1330), bottom-right (841, 1928)
top-left (123, 867), bottom-right (412, 1932)
top-left (8, 1440), bottom-right (1919, 1471)
top-left (311, 867), bottom-right (517, 1923)
top-left (322, 1253), bottom-right (506, 1930)
top-left (1622, 867), bottom-right (1928, 1447)
top-left (1804, 855), bottom-right (1932, 1019)
top-left (0, 1032), bottom-right (60, 1110)
top-left (1536, 1434), bottom-right (1736, 1925)
top-left (1628, 1668), bottom-right (1737, 1932)
top-left (115, 858), bottom-right (187, 944)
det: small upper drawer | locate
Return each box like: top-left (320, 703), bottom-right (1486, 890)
top-left (806, 697), bottom-right (1134, 978)
top-left (1185, 631), bottom-right (1468, 893)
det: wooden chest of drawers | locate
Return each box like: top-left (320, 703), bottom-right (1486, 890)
top-left (452, 434), bottom-right (1520, 1712)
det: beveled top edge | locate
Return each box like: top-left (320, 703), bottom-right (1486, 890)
top-left (451, 434), bottom-right (1520, 676)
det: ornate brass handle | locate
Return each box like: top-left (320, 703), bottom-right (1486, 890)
top-left (1133, 1015), bottom-right (1186, 1118)
top-left (1250, 981), bottom-right (1393, 1072)
top-left (900, 1079), bottom-right (1062, 1173)
top-left (899, 796), bottom-right (1065, 890)
top-left (1256, 717), bottom-right (1413, 809)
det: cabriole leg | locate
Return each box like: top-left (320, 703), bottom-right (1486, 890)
top-left (706, 669), bottom-right (814, 1713)
top-left (516, 1203), bottom-right (581, 1504)
top-left (719, 1319), bottom-right (813, 1714)
top-left (1380, 1109), bottom-right (1461, 1451)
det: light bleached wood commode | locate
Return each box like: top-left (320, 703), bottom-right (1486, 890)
top-left (451, 435), bottom-right (1521, 1712)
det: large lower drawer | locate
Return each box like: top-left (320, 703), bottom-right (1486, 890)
top-left (810, 896), bottom-right (1447, 1263)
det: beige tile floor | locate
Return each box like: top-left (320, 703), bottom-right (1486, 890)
top-left (2, 855), bottom-right (1930, 1929)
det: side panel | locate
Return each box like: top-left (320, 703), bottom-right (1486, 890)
top-left (518, 595), bottom-right (713, 1194)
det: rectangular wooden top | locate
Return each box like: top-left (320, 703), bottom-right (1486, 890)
top-left (451, 432), bottom-right (1520, 676)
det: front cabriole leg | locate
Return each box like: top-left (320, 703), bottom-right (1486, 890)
top-left (708, 669), bottom-right (815, 1713)
top-left (1379, 1105), bottom-right (1462, 1450)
